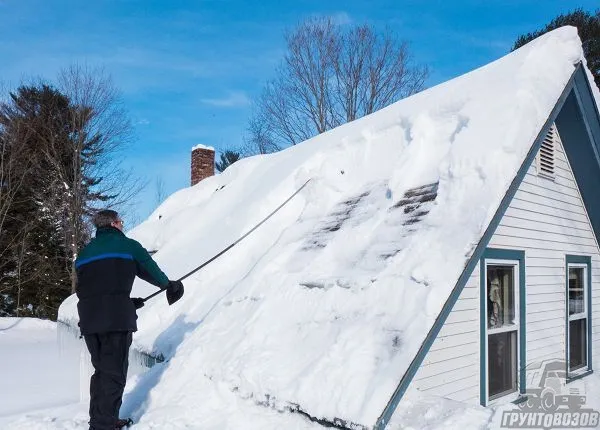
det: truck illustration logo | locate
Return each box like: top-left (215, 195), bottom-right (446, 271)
top-left (501, 360), bottom-right (599, 429)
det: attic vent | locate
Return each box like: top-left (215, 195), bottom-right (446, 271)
top-left (536, 125), bottom-right (556, 179)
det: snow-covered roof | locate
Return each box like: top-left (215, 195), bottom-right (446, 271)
top-left (59, 27), bottom-right (593, 428)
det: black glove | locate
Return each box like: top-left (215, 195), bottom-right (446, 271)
top-left (132, 297), bottom-right (145, 309)
top-left (166, 280), bottom-right (184, 305)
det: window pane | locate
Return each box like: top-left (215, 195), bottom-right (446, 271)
top-left (487, 265), bottom-right (516, 329)
top-left (488, 331), bottom-right (517, 399)
top-left (569, 267), bottom-right (585, 315)
top-left (569, 318), bottom-right (587, 371)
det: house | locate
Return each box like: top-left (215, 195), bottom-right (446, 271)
top-left (377, 28), bottom-right (600, 429)
top-left (58, 26), bottom-right (600, 429)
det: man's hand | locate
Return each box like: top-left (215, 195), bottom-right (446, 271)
top-left (166, 280), bottom-right (184, 305)
top-left (132, 297), bottom-right (145, 309)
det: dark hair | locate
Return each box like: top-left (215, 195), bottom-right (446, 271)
top-left (93, 209), bottom-right (120, 229)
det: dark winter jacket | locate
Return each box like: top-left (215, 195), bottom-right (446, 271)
top-left (75, 227), bottom-right (169, 335)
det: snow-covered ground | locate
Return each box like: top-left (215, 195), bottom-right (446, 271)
top-left (0, 317), bottom-right (493, 429)
top-left (0, 318), bottom-right (79, 418)
top-left (0, 317), bottom-right (321, 429)
top-left (3, 317), bottom-right (600, 430)
top-left (0, 318), bottom-right (82, 427)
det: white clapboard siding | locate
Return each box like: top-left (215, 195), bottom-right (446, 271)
top-left (489, 127), bottom-right (600, 373)
top-left (508, 198), bottom-right (590, 224)
top-left (412, 125), bottom-right (600, 406)
top-left (528, 325), bottom-right (565, 343)
top-left (437, 321), bottom-right (477, 337)
top-left (527, 316), bottom-right (564, 331)
top-left (412, 261), bottom-right (480, 400)
top-left (527, 292), bottom-right (564, 304)
top-left (417, 354), bottom-right (479, 380)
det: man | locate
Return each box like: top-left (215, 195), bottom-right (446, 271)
top-left (75, 209), bottom-right (184, 430)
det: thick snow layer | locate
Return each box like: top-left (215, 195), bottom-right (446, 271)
top-left (4, 318), bottom-right (600, 430)
top-left (191, 143), bottom-right (215, 152)
top-left (59, 27), bottom-right (589, 426)
top-left (0, 318), bottom-right (79, 418)
top-left (0, 317), bottom-right (492, 430)
top-left (0, 317), bottom-right (323, 430)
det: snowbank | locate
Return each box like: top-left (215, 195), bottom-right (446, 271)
top-left (0, 318), bottom-right (79, 418)
top-left (3, 317), bottom-right (600, 430)
top-left (58, 27), bottom-right (588, 427)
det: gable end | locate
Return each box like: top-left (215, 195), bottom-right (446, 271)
top-left (374, 65), bottom-right (585, 429)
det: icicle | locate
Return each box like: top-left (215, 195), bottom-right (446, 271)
top-left (57, 319), bottom-right (81, 358)
top-left (57, 319), bottom-right (164, 401)
top-left (129, 349), bottom-right (146, 377)
top-left (56, 320), bottom-right (92, 402)
top-left (80, 339), bottom-right (92, 401)
top-left (128, 348), bottom-right (165, 377)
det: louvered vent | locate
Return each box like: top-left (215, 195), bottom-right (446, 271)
top-left (537, 125), bottom-right (556, 179)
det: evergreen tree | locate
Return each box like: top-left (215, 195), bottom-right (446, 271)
top-left (513, 8), bottom-right (599, 87)
top-left (0, 85), bottom-right (75, 318)
top-left (0, 79), bottom-right (130, 319)
top-left (215, 150), bottom-right (241, 173)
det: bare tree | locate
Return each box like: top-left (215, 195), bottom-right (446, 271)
top-left (242, 113), bottom-right (280, 155)
top-left (0, 69), bottom-right (142, 316)
top-left (15, 66), bottom-right (141, 293)
top-left (334, 25), bottom-right (427, 122)
top-left (0, 121), bottom-right (30, 247)
top-left (0, 93), bottom-right (39, 293)
top-left (246, 18), bottom-right (428, 152)
top-left (155, 176), bottom-right (166, 206)
top-left (13, 222), bottom-right (40, 316)
top-left (52, 65), bottom-right (143, 292)
top-left (0, 83), bottom-right (37, 242)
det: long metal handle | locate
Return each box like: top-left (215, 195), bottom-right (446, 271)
top-left (142, 178), bottom-right (312, 302)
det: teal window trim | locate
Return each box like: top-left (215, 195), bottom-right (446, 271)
top-left (565, 255), bottom-right (592, 377)
top-left (512, 395), bottom-right (528, 405)
top-left (566, 369), bottom-right (593, 384)
top-left (480, 248), bottom-right (526, 406)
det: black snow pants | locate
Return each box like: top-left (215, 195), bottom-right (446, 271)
top-left (84, 331), bottom-right (132, 430)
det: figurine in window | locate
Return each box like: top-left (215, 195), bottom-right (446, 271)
top-left (488, 272), bottom-right (503, 328)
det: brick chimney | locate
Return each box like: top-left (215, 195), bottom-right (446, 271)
top-left (191, 144), bottom-right (215, 186)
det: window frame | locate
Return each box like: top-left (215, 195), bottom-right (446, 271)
top-left (483, 258), bottom-right (521, 404)
top-left (480, 249), bottom-right (526, 407)
top-left (565, 256), bottom-right (593, 378)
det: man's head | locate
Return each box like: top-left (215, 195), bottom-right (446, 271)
top-left (93, 209), bottom-right (124, 232)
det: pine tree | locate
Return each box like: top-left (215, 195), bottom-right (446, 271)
top-left (215, 150), bottom-right (241, 173)
top-left (0, 85), bottom-right (74, 318)
top-left (0, 81), bottom-right (128, 319)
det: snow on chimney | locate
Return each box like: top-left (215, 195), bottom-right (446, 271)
top-left (191, 144), bottom-right (215, 186)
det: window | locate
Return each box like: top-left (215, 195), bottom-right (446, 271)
top-left (536, 124), bottom-right (556, 179)
top-left (567, 264), bottom-right (589, 374)
top-left (486, 264), bottom-right (519, 400)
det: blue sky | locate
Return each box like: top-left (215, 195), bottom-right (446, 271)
top-left (0, 0), bottom-right (597, 225)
